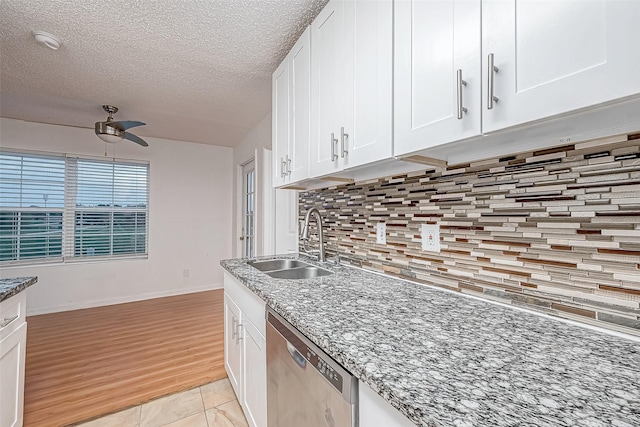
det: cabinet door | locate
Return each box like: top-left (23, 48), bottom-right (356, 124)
top-left (342, 0), bottom-right (393, 168)
top-left (289, 27), bottom-right (311, 183)
top-left (359, 382), bottom-right (415, 427)
top-left (482, 0), bottom-right (640, 133)
top-left (241, 319), bottom-right (267, 427)
top-left (0, 322), bottom-right (26, 427)
top-left (224, 294), bottom-right (243, 399)
top-left (311, 0), bottom-right (345, 177)
top-left (394, 0), bottom-right (481, 157)
top-left (272, 58), bottom-right (290, 187)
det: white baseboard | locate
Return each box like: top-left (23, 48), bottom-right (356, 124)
top-left (26, 283), bottom-right (223, 316)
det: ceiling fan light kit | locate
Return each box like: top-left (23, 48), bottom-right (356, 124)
top-left (32, 31), bottom-right (62, 50)
top-left (94, 105), bottom-right (148, 147)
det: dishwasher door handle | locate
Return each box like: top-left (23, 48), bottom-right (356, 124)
top-left (287, 341), bottom-right (307, 368)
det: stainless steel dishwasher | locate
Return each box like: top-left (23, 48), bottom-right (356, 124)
top-left (266, 308), bottom-right (358, 427)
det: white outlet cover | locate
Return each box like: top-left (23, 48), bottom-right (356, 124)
top-left (376, 223), bottom-right (386, 244)
top-left (421, 224), bottom-right (440, 252)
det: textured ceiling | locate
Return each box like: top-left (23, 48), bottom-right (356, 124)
top-left (0, 0), bottom-right (328, 147)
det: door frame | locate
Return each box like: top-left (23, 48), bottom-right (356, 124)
top-left (235, 148), bottom-right (275, 258)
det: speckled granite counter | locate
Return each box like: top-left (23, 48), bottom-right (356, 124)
top-left (0, 277), bottom-right (37, 303)
top-left (221, 255), bottom-right (640, 427)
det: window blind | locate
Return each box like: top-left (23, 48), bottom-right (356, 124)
top-left (0, 152), bottom-right (65, 262)
top-left (0, 149), bottom-right (149, 265)
top-left (65, 157), bottom-right (149, 259)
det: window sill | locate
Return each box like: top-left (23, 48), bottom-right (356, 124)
top-left (0, 255), bottom-right (148, 269)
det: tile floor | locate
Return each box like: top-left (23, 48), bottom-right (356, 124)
top-left (76, 378), bottom-right (248, 427)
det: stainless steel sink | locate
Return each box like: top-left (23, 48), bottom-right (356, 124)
top-left (266, 266), bottom-right (333, 280)
top-left (249, 259), bottom-right (310, 272)
top-left (248, 258), bottom-right (333, 280)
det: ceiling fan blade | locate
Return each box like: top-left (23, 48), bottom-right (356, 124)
top-left (123, 132), bottom-right (149, 147)
top-left (107, 120), bottom-right (146, 131)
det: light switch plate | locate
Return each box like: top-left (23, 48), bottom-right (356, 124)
top-left (421, 224), bottom-right (440, 252)
top-left (376, 223), bottom-right (386, 244)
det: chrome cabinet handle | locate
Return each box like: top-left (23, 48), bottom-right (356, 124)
top-left (236, 324), bottom-right (243, 344)
top-left (280, 157), bottom-right (286, 178)
top-left (232, 317), bottom-right (237, 340)
top-left (287, 156), bottom-right (292, 176)
top-left (340, 127), bottom-right (348, 158)
top-left (456, 69), bottom-right (468, 119)
top-left (487, 53), bottom-right (499, 110)
top-left (1, 315), bottom-right (18, 329)
top-left (331, 133), bottom-right (338, 161)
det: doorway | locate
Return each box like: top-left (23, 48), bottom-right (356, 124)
top-left (241, 159), bottom-right (255, 258)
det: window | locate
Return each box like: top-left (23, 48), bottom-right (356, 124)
top-left (0, 152), bottom-right (65, 262)
top-left (242, 160), bottom-right (255, 258)
top-left (70, 158), bottom-right (149, 258)
top-left (0, 150), bottom-right (149, 265)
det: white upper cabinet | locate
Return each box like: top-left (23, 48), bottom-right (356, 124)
top-left (272, 59), bottom-right (290, 187)
top-left (394, 0), bottom-right (482, 157)
top-left (272, 27), bottom-right (311, 187)
top-left (482, 0), bottom-right (640, 133)
top-left (311, 0), bottom-right (392, 177)
top-left (342, 0), bottom-right (393, 169)
top-left (310, 0), bottom-right (346, 177)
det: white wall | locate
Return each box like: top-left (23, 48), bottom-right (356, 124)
top-left (0, 118), bottom-right (233, 315)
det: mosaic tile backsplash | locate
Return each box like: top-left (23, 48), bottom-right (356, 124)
top-left (299, 132), bottom-right (640, 336)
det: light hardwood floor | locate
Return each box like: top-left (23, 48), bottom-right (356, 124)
top-left (24, 290), bottom-right (226, 427)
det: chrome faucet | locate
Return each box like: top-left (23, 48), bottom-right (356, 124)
top-left (300, 207), bottom-right (326, 262)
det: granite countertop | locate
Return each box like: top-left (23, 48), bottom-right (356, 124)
top-left (0, 277), bottom-right (38, 303)
top-left (221, 255), bottom-right (640, 427)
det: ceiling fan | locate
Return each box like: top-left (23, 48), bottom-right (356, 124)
top-left (95, 105), bottom-right (148, 147)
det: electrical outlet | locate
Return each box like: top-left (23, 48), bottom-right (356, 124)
top-left (376, 223), bottom-right (386, 244)
top-left (421, 224), bottom-right (440, 253)
top-left (183, 269), bottom-right (190, 278)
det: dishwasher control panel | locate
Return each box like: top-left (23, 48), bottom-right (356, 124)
top-left (305, 347), bottom-right (343, 391)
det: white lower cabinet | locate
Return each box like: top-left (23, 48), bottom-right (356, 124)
top-left (0, 292), bottom-right (27, 427)
top-left (359, 382), bottom-right (416, 427)
top-left (224, 294), bottom-right (243, 397)
top-left (223, 273), bottom-right (267, 427)
top-left (241, 318), bottom-right (266, 427)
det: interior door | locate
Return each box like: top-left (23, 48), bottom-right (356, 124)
top-left (311, 0), bottom-right (345, 177)
top-left (394, 0), bottom-right (481, 157)
top-left (482, 0), bottom-right (640, 133)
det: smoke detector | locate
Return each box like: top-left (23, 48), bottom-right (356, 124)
top-left (32, 31), bottom-right (62, 50)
